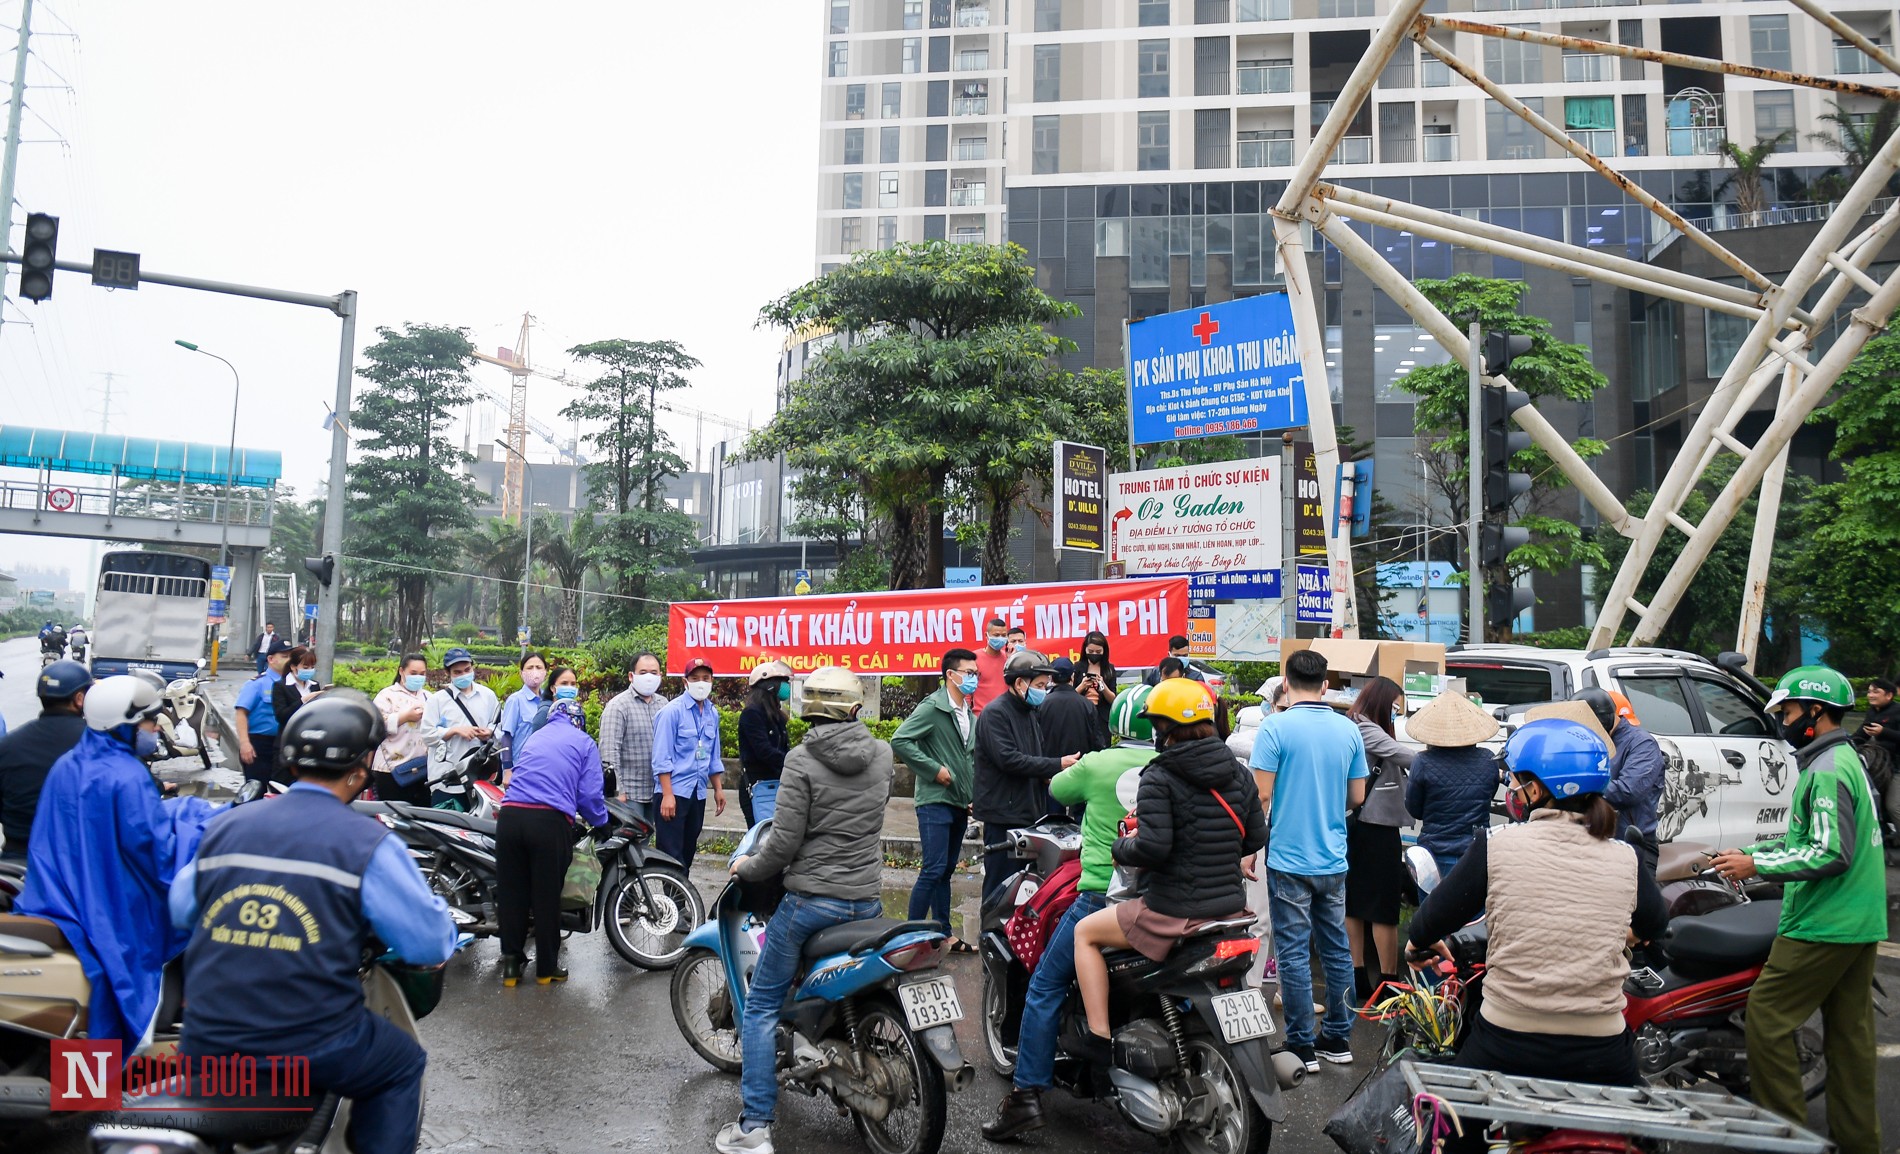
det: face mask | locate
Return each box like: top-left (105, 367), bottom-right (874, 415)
top-left (958, 672), bottom-right (979, 697)
top-left (987, 636), bottom-right (1006, 652)
top-left (1503, 781), bottom-right (1541, 823)
top-left (554, 685), bottom-right (579, 702)
top-left (777, 681), bottom-right (791, 702)
top-left (1779, 705), bottom-right (1822, 750)
top-left (630, 672), bottom-right (662, 697)
top-left (522, 669), bottom-right (546, 692)
top-left (1085, 651), bottom-right (1105, 663)
top-left (404, 674), bottom-right (427, 692)
top-left (296, 668), bottom-right (315, 683)
top-left (135, 729), bottom-right (161, 759)
top-left (451, 672), bottom-right (475, 691)
top-left (686, 680), bottom-right (714, 702)
top-left (1025, 686), bottom-right (1049, 708)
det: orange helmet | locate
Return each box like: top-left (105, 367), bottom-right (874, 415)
top-left (1609, 690), bottom-right (1640, 727)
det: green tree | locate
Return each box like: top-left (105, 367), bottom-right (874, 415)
top-left (1401, 275), bottom-right (1608, 638)
top-left (535, 512), bottom-right (592, 644)
top-left (345, 324), bottom-right (483, 648)
top-left (1719, 131), bottom-right (1793, 219)
top-left (560, 339), bottom-right (703, 626)
top-left (751, 242), bottom-right (1080, 589)
top-left (1808, 99), bottom-right (1900, 201)
top-left (464, 518), bottom-right (527, 644)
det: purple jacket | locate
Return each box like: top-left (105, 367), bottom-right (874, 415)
top-left (504, 717), bottom-right (608, 829)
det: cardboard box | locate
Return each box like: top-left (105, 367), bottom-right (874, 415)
top-left (1280, 638), bottom-right (1447, 686)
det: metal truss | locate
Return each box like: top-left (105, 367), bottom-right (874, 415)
top-left (1273, 0), bottom-right (1900, 662)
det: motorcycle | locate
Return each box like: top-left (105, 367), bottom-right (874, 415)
top-left (669, 821), bottom-right (973, 1154)
top-left (154, 665), bottom-right (215, 772)
top-left (980, 819), bottom-right (1295, 1154)
top-left (38, 632), bottom-right (64, 668)
top-left (65, 629), bottom-right (88, 665)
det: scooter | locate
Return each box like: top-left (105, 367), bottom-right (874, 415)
top-left (597, 798), bottom-right (703, 970)
top-left (154, 666), bottom-right (214, 772)
top-left (669, 822), bottom-right (974, 1154)
top-left (978, 817), bottom-right (1084, 1077)
top-left (65, 629), bottom-right (88, 666)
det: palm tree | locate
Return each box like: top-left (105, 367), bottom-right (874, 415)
top-left (464, 518), bottom-right (527, 644)
top-left (534, 512), bottom-right (592, 644)
top-left (1718, 132), bottom-right (1792, 222)
top-left (1808, 100), bottom-right (1900, 200)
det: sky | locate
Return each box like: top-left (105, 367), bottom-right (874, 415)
top-left (0, 1), bottom-right (819, 588)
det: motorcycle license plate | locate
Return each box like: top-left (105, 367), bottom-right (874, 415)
top-left (897, 976), bottom-right (964, 1031)
top-left (1211, 989), bottom-right (1274, 1043)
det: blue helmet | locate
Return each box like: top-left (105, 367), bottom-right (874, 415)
top-left (37, 660), bottom-right (92, 700)
top-left (1502, 718), bottom-right (1611, 799)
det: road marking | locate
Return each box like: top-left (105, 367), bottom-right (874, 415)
top-left (1879, 1043), bottom-right (1900, 1060)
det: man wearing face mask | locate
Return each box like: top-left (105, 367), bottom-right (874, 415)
top-left (972, 651), bottom-right (1080, 899)
top-left (970, 617), bottom-right (1012, 714)
top-left (652, 655), bottom-right (727, 864)
top-left (1712, 666), bottom-right (1883, 1154)
top-left (169, 692), bottom-right (456, 1154)
top-left (601, 652), bottom-right (669, 824)
top-left (14, 676), bottom-right (218, 1045)
top-left (423, 647), bottom-right (499, 808)
top-left (893, 648), bottom-right (980, 945)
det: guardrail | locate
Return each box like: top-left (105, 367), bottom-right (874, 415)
top-left (0, 479), bottom-right (273, 526)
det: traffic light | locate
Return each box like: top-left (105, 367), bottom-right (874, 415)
top-left (1488, 581), bottom-right (1535, 632)
top-left (19, 213), bottom-right (58, 302)
top-left (1484, 331), bottom-right (1533, 377)
top-left (1481, 384), bottom-right (1532, 518)
top-left (303, 554), bottom-right (335, 588)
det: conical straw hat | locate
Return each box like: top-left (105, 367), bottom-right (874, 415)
top-left (1405, 690), bottom-right (1500, 747)
top-left (1524, 700), bottom-right (1617, 759)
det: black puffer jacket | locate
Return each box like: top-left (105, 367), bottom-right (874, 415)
top-left (973, 690), bottom-right (1063, 827)
top-left (1113, 735), bottom-right (1267, 919)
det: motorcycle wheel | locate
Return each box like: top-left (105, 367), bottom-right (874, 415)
top-left (980, 965), bottom-right (1016, 1077)
top-left (1171, 1037), bottom-right (1269, 1154)
top-left (669, 948), bottom-right (742, 1073)
top-left (850, 1001), bottom-right (948, 1154)
top-left (605, 868), bottom-right (703, 970)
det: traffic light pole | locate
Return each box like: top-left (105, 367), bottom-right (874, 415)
top-left (1467, 321), bottom-right (1481, 645)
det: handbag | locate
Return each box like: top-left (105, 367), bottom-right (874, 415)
top-left (561, 836), bottom-right (603, 910)
top-left (449, 693), bottom-right (504, 781)
top-left (389, 754), bottom-right (429, 789)
top-left (1322, 1061), bottom-right (1425, 1154)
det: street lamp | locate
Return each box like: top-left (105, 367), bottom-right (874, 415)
top-left (174, 340), bottom-right (242, 570)
top-left (496, 440), bottom-right (534, 654)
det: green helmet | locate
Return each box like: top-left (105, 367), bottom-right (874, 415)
top-left (1765, 665), bottom-right (1854, 712)
top-left (1109, 683), bottom-right (1155, 742)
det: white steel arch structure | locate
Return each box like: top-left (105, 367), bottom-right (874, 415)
top-left (1270, 0), bottom-right (1900, 665)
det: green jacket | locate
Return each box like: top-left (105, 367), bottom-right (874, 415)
top-left (1051, 744), bottom-right (1158, 893)
top-left (892, 686), bottom-right (975, 809)
top-left (1745, 729), bottom-right (1887, 944)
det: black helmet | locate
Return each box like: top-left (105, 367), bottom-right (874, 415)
top-left (280, 689), bottom-right (385, 775)
top-left (1003, 650), bottom-right (1057, 684)
top-left (1574, 688), bottom-right (1618, 736)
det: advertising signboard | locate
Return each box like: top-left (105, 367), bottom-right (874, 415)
top-left (1292, 439), bottom-right (1326, 558)
top-left (1294, 563), bottom-right (1334, 624)
top-left (1126, 293), bottom-right (1308, 444)
top-left (1055, 441), bottom-right (1107, 554)
top-left (1107, 455), bottom-right (1283, 580)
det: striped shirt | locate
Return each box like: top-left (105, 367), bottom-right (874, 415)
top-left (600, 688), bottom-right (669, 802)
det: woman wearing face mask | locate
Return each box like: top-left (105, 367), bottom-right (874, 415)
top-left (499, 652), bottom-right (550, 779)
top-left (737, 661), bottom-right (794, 826)
top-left (496, 695), bottom-right (609, 987)
top-left (371, 654), bottom-right (434, 806)
top-left (532, 666), bottom-right (582, 735)
top-left (271, 646), bottom-right (320, 732)
top-left (1345, 675), bottom-right (1414, 1001)
top-left (1077, 630), bottom-right (1119, 746)
top-left (1407, 718), bottom-right (1667, 1088)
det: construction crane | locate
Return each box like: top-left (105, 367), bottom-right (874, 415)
top-left (470, 313), bottom-right (534, 521)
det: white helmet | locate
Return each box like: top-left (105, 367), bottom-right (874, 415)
top-left (800, 666), bottom-right (863, 722)
top-left (83, 675), bottom-right (164, 731)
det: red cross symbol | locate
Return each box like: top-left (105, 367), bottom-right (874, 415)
top-left (1191, 311), bottom-right (1220, 346)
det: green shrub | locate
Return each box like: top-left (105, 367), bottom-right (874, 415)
top-left (1518, 626), bottom-right (1593, 650)
top-left (450, 622), bottom-right (480, 642)
top-left (589, 625), bottom-right (669, 684)
top-left (1206, 661), bottom-right (1279, 695)
top-left (331, 662), bottom-right (397, 694)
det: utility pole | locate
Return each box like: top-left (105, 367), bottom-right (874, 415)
top-left (0, 0), bottom-right (33, 344)
top-left (1467, 320), bottom-right (1481, 645)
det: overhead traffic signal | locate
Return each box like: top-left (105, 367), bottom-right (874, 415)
top-left (1478, 331), bottom-right (1536, 635)
top-left (1488, 580), bottom-right (1535, 632)
top-left (303, 554), bottom-right (335, 588)
top-left (1484, 331), bottom-right (1533, 377)
top-left (1481, 384), bottom-right (1533, 519)
top-left (19, 213), bottom-right (58, 302)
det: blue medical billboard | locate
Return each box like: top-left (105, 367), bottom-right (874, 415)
top-left (1127, 293), bottom-right (1308, 445)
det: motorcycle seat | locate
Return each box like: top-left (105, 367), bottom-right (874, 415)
top-left (388, 803), bottom-right (496, 835)
top-left (0, 913), bottom-right (69, 952)
top-left (103, 1087), bottom-right (331, 1141)
top-left (1663, 899), bottom-right (1780, 971)
top-left (802, 918), bottom-right (941, 960)
top-left (1181, 915), bottom-right (1256, 938)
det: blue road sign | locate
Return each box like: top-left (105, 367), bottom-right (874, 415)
top-left (1127, 293), bottom-right (1309, 445)
top-left (1294, 563), bottom-right (1333, 624)
top-left (1187, 570), bottom-right (1283, 602)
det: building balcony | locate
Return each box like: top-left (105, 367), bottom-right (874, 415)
top-left (954, 2), bottom-right (989, 27)
top-left (1836, 42), bottom-right (1888, 73)
top-left (1331, 135), bottom-right (1373, 164)
top-left (1238, 62), bottom-right (1294, 94)
top-left (1562, 53), bottom-right (1612, 83)
top-left (1238, 135), bottom-right (1295, 167)
top-left (953, 137), bottom-right (988, 160)
top-left (956, 50), bottom-right (990, 71)
top-left (1421, 57), bottom-right (1453, 87)
top-left (952, 225), bottom-right (986, 243)
top-left (950, 183), bottom-right (987, 207)
top-left (1422, 133), bottom-right (1459, 162)
top-left (1566, 127), bottom-right (1617, 155)
top-left (1666, 125), bottom-right (1726, 156)
top-left (952, 96), bottom-right (989, 116)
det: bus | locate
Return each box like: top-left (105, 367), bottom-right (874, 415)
top-left (90, 550), bottom-right (212, 681)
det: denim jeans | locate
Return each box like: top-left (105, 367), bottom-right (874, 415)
top-left (1268, 869), bottom-right (1356, 1047)
top-left (740, 891), bottom-right (884, 1127)
top-left (907, 803), bottom-right (968, 935)
top-left (1014, 889), bottom-right (1105, 1091)
top-left (750, 780), bottom-right (781, 827)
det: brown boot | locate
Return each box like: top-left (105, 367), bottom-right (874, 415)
top-left (981, 1087), bottom-right (1045, 1142)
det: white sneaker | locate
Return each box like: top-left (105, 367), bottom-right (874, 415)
top-left (715, 1121), bottom-right (773, 1154)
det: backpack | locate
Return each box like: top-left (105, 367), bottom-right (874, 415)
top-left (1004, 857), bottom-right (1083, 973)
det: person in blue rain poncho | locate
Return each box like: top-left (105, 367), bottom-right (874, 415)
top-left (15, 675), bottom-right (217, 1045)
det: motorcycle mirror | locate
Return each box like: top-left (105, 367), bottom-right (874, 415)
top-left (1404, 844), bottom-right (1442, 895)
top-left (234, 780), bottom-right (266, 805)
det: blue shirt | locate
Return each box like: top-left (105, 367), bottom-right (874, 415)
top-left (499, 687), bottom-right (545, 768)
top-left (506, 717), bottom-right (609, 828)
top-left (169, 783), bottom-right (456, 965)
top-left (651, 694), bottom-right (724, 801)
top-left (1250, 702), bottom-right (1368, 876)
top-left (234, 670), bottom-right (284, 737)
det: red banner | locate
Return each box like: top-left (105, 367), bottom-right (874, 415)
top-left (668, 577), bottom-right (1191, 676)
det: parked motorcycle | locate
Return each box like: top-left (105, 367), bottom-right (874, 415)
top-left (978, 816), bottom-right (1084, 1076)
top-left (670, 822), bottom-right (974, 1154)
top-left (155, 667), bottom-right (214, 772)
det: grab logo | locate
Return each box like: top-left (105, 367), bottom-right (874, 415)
top-left (51, 1039), bottom-right (121, 1110)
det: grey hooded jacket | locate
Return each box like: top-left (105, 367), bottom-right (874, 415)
top-left (736, 720), bottom-right (893, 901)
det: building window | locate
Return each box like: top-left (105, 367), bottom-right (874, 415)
top-left (1749, 15), bottom-right (1790, 71)
top-left (843, 127), bottom-right (864, 164)
top-left (1238, 57), bottom-right (1292, 93)
top-left (1622, 94), bottom-right (1647, 156)
top-left (954, 134), bottom-right (988, 160)
top-left (1316, 0), bottom-right (1370, 14)
top-left (902, 37), bottom-right (922, 73)
top-left (1753, 91), bottom-right (1795, 150)
top-left (1140, 0), bottom-right (1170, 26)
top-left (879, 170), bottom-right (899, 207)
top-left (1035, 0), bottom-right (1061, 31)
top-left (842, 172), bottom-right (863, 209)
top-left (880, 125), bottom-right (900, 163)
top-left (929, 35), bottom-right (950, 71)
top-left (846, 84), bottom-right (866, 119)
top-left (928, 79), bottom-right (949, 116)
top-left (953, 79), bottom-right (987, 115)
top-left (1195, 36), bottom-right (1230, 95)
top-left (925, 168), bottom-right (947, 205)
top-left (840, 217), bottom-right (863, 252)
top-left (1194, 108), bottom-right (1230, 168)
top-left (1138, 110), bottom-right (1171, 169)
top-left (830, 0), bottom-right (850, 33)
top-left (1482, 37), bottom-right (1540, 85)
top-left (926, 122), bottom-right (948, 160)
top-left (905, 0), bottom-right (923, 29)
top-left (878, 216), bottom-right (899, 249)
top-left (1563, 95), bottom-right (1615, 155)
top-left (1193, 0), bottom-right (1227, 22)
top-left (1035, 44), bottom-right (1061, 101)
top-left (930, 0), bottom-right (951, 27)
top-left (829, 40), bottom-right (848, 77)
top-left (1706, 304), bottom-right (1749, 378)
top-left (1033, 114), bottom-right (1060, 173)
top-left (1139, 39), bottom-right (1170, 97)
top-left (882, 82), bottom-right (902, 118)
top-left (924, 214), bottom-right (946, 240)
top-left (1239, 0), bottom-right (1288, 19)
top-left (1486, 96), bottom-right (1544, 160)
